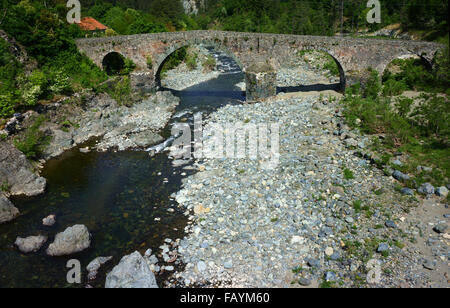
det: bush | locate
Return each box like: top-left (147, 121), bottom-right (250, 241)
top-left (18, 70), bottom-right (48, 106)
top-left (412, 94), bottom-right (449, 140)
top-left (382, 79), bottom-right (408, 96)
top-left (0, 93), bottom-right (15, 118)
top-left (202, 55), bottom-right (216, 72)
top-left (13, 115), bottom-right (50, 159)
top-left (107, 77), bottom-right (132, 106)
top-left (363, 69), bottom-right (381, 99)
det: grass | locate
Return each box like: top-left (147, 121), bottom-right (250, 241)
top-left (343, 168), bottom-right (355, 180)
top-left (342, 60), bottom-right (449, 188)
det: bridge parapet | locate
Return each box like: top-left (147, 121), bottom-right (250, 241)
top-left (76, 31), bottom-right (444, 99)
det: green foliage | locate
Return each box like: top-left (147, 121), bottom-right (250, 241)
top-left (106, 77), bottom-right (132, 106)
top-left (323, 55), bottom-right (339, 77)
top-left (13, 115), bottom-right (50, 159)
top-left (363, 69), bottom-right (381, 99)
top-left (160, 47), bottom-right (188, 75)
top-left (343, 68), bottom-right (449, 187)
top-left (343, 168), bottom-right (355, 180)
top-left (202, 55), bottom-right (216, 72)
top-left (146, 56), bottom-right (153, 70)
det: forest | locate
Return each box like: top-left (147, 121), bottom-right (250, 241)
top-left (0, 0), bottom-right (448, 119)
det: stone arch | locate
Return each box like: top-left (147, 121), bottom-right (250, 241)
top-left (102, 51), bottom-right (127, 76)
top-left (154, 39), bottom-right (244, 88)
top-left (295, 47), bottom-right (347, 91)
top-left (379, 53), bottom-right (434, 78)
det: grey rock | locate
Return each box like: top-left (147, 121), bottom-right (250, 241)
top-left (385, 220), bottom-right (397, 229)
top-left (330, 252), bottom-right (341, 261)
top-left (42, 214), bottom-right (56, 226)
top-left (298, 277), bottom-right (311, 286)
top-left (377, 243), bottom-right (389, 253)
top-left (105, 251), bottom-right (158, 288)
top-left (435, 186), bottom-right (449, 198)
top-left (307, 259), bottom-right (320, 268)
top-left (87, 256), bottom-right (113, 280)
top-left (345, 216), bottom-right (354, 224)
top-left (433, 224), bottom-right (447, 234)
top-left (423, 259), bottom-right (437, 270)
top-left (224, 260), bottom-right (233, 269)
top-left (197, 261), bottom-right (207, 272)
top-left (147, 255), bottom-right (158, 265)
top-left (418, 183), bottom-right (435, 195)
top-left (392, 160), bottom-right (402, 167)
top-left (392, 170), bottom-right (410, 182)
top-left (401, 188), bottom-right (415, 196)
top-left (0, 142), bottom-right (46, 197)
top-left (46, 224), bottom-right (91, 256)
top-left (0, 194), bottom-right (19, 224)
top-left (324, 271), bottom-right (337, 282)
top-left (14, 235), bottom-right (47, 253)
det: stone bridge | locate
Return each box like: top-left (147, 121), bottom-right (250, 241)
top-left (76, 30), bottom-right (444, 99)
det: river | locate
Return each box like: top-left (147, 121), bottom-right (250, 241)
top-left (0, 51), bottom-right (244, 288)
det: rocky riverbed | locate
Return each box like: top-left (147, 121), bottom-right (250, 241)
top-left (154, 91), bottom-right (449, 288)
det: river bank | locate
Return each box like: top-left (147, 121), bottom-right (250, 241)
top-left (166, 91), bottom-right (449, 288)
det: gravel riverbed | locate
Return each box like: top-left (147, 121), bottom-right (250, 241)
top-left (153, 91), bottom-right (450, 288)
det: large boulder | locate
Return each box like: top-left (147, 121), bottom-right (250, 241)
top-left (105, 251), bottom-right (158, 288)
top-left (14, 235), bottom-right (47, 253)
top-left (46, 225), bottom-right (91, 256)
top-left (0, 194), bottom-right (19, 224)
top-left (0, 142), bottom-right (46, 196)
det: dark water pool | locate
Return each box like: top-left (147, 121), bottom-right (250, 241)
top-left (0, 61), bottom-right (244, 288)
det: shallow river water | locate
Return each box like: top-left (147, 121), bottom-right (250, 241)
top-left (0, 56), bottom-right (245, 288)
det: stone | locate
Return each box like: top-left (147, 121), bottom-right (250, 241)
top-left (46, 224), bottom-right (91, 256)
top-left (423, 259), bottom-right (437, 271)
top-left (392, 160), bottom-right (402, 167)
top-left (325, 247), bottom-right (334, 256)
top-left (392, 170), bottom-right (410, 182)
top-left (385, 220), bottom-right (397, 229)
top-left (307, 259), bottom-right (320, 268)
top-left (245, 62), bottom-right (277, 101)
top-left (0, 142), bottom-right (46, 196)
top-left (377, 243), bottom-right (389, 253)
top-left (224, 260), bottom-right (233, 269)
top-left (324, 271), bottom-right (337, 282)
top-left (14, 235), bottom-right (47, 253)
top-left (42, 214), bottom-right (56, 226)
top-left (433, 224), bottom-right (447, 234)
top-left (400, 188), bottom-right (415, 196)
top-left (418, 183), bottom-right (435, 195)
top-left (87, 256), bottom-right (113, 280)
top-left (147, 255), bottom-right (158, 265)
top-left (105, 251), bottom-right (158, 288)
top-left (435, 186), bottom-right (449, 197)
top-left (0, 194), bottom-right (19, 224)
top-left (298, 278), bottom-right (311, 286)
top-left (345, 216), bottom-right (354, 224)
top-left (330, 252), bottom-right (341, 261)
top-left (197, 261), bottom-right (207, 272)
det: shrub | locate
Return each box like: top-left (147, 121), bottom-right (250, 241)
top-left (363, 69), bottom-right (381, 99)
top-left (0, 93), bottom-right (15, 118)
top-left (202, 55), bottom-right (216, 72)
top-left (13, 115), bottom-right (51, 159)
top-left (382, 79), bottom-right (408, 96)
top-left (146, 56), bottom-right (153, 69)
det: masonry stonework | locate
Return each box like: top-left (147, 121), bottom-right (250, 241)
top-left (76, 30), bottom-right (444, 99)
